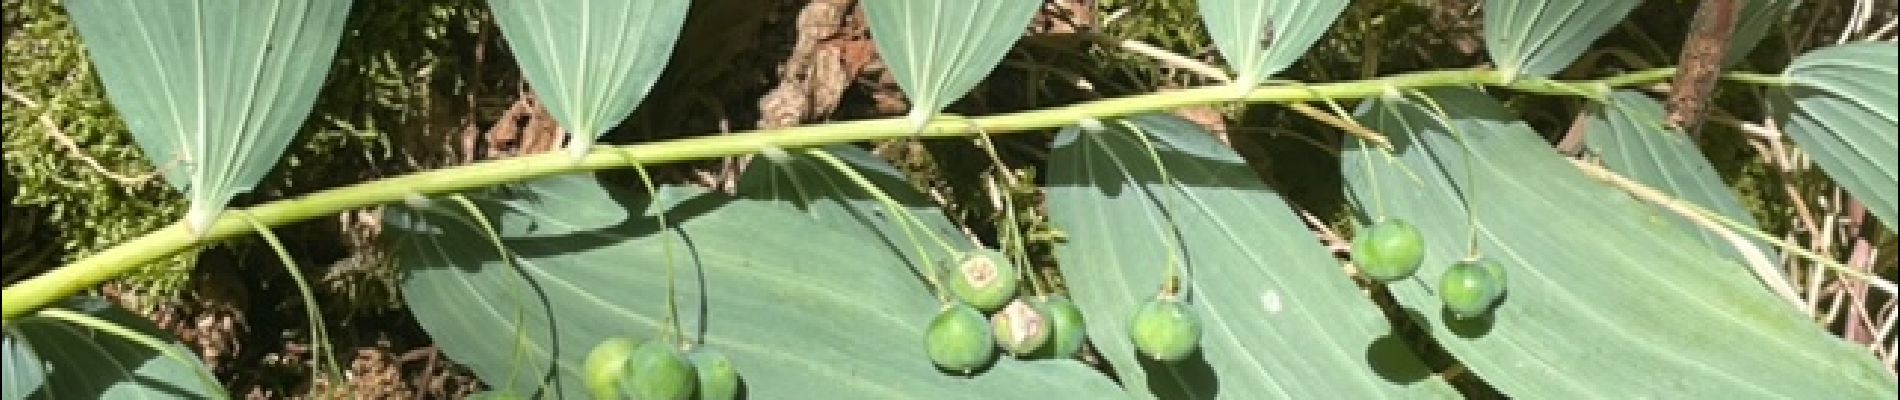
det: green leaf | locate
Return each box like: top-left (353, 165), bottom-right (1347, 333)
top-left (7, 297), bottom-right (222, 399)
top-left (1483, 0), bottom-right (1638, 78)
top-left (1584, 91), bottom-right (1770, 263)
top-left (1343, 88), bottom-right (1896, 398)
top-left (389, 170), bottom-right (1122, 398)
top-left (1775, 42), bottom-right (1898, 232)
top-left (1725, 0), bottom-right (1797, 66)
top-left (862, 0), bottom-right (1039, 130)
top-left (1198, 0), bottom-right (1349, 89)
top-left (737, 146), bottom-right (963, 242)
top-left (1, 335), bottom-right (45, 400)
top-left (487, 0), bottom-right (691, 158)
top-left (62, 0), bottom-right (353, 232)
top-left (1045, 115), bottom-right (1458, 399)
top-left (463, 391), bottom-right (523, 400)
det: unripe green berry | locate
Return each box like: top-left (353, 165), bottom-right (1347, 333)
top-left (688, 349), bottom-right (740, 400)
top-left (1129, 296), bottom-right (1200, 362)
top-left (947, 249), bottom-right (1019, 312)
top-left (1034, 296), bottom-right (1087, 359)
top-left (583, 337), bottom-right (637, 400)
top-left (925, 303), bottom-right (996, 374)
top-left (1440, 259), bottom-right (1507, 319)
top-left (1352, 219), bottom-right (1426, 282)
top-left (626, 340), bottom-right (696, 400)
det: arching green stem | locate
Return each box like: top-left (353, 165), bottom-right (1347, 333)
top-left (806, 149), bottom-right (958, 302)
top-left (1, 67), bottom-right (1685, 322)
top-left (237, 212), bottom-right (343, 392)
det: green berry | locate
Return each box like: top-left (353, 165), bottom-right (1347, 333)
top-left (583, 338), bottom-right (637, 400)
top-left (1034, 296), bottom-right (1087, 359)
top-left (1482, 259), bottom-right (1507, 293)
top-left (626, 340), bottom-right (696, 400)
top-left (1352, 219), bottom-right (1425, 282)
top-left (1129, 296), bottom-right (1200, 361)
top-left (688, 349), bottom-right (740, 400)
top-left (947, 249), bottom-right (1019, 312)
top-left (992, 298), bottom-right (1051, 357)
top-left (925, 303), bottom-right (996, 374)
top-left (1440, 259), bottom-right (1506, 319)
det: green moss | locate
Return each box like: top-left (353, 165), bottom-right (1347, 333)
top-left (3, 0), bottom-right (188, 293)
top-left (2, 0), bottom-right (493, 302)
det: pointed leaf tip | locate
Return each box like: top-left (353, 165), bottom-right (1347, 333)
top-left (864, 0), bottom-right (1039, 128)
top-left (488, 0), bottom-right (691, 153)
top-left (65, 0), bottom-right (353, 231)
top-left (1484, 0), bottom-right (1639, 78)
top-left (1199, 0), bottom-right (1349, 86)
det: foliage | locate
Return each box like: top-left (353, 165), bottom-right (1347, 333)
top-left (5, 0), bottom-right (1897, 398)
top-left (3, 296), bottom-right (221, 399)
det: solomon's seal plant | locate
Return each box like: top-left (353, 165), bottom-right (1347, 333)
top-left (5, 1), bottom-right (1895, 398)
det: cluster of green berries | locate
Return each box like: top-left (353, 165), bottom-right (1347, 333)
top-left (583, 338), bottom-right (740, 400)
top-left (925, 249), bottom-right (1090, 374)
top-left (1352, 219), bottom-right (1507, 319)
top-left (926, 248), bottom-right (1208, 375)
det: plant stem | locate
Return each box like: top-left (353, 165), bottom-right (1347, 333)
top-left (805, 149), bottom-right (957, 301)
top-left (1118, 119), bottom-right (1193, 299)
top-left (1721, 71), bottom-right (1790, 86)
top-left (624, 161), bottom-right (688, 347)
top-left (237, 212), bottom-right (343, 389)
top-left (0, 67), bottom-right (1680, 322)
top-left (973, 132), bottom-right (1043, 297)
top-left (441, 195), bottom-right (536, 394)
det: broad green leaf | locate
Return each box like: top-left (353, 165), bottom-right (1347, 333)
top-left (463, 391), bottom-right (522, 400)
top-left (487, 0), bottom-right (691, 158)
top-left (1343, 89), bottom-right (1896, 398)
top-left (1198, 0), bottom-right (1349, 89)
top-left (1046, 115), bottom-right (1458, 399)
top-left (862, 0), bottom-right (1039, 130)
top-left (63, 0), bottom-right (353, 232)
top-left (642, 184), bottom-right (707, 217)
top-left (1584, 91), bottom-right (1771, 263)
top-left (389, 171), bottom-right (1122, 398)
top-left (7, 297), bottom-right (222, 399)
top-left (1, 335), bottom-right (45, 400)
top-left (1725, 0), bottom-right (1797, 66)
top-left (735, 146), bottom-right (972, 256)
top-left (1484, 0), bottom-right (1638, 78)
top-left (1775, 42), bottom-right (1898, 232)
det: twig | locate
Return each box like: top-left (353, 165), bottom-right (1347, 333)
top-left (1101, 36), bottom-right (1395, 150)
top-left (2, 83), bottom-right (159, 187)
top-left (1571, 159), bottom-right (1898, 298)
top-left (1104, 37), bottom-right (1233, 83)
top-left (1295, 207), bottom-right (1348, 254)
